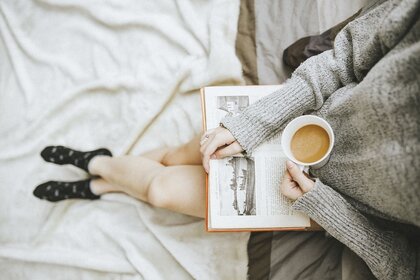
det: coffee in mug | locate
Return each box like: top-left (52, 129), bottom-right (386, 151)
top-left (290, 124), bottom-right (330, 163)
top-left (281, 115), bottom-right (334, 170)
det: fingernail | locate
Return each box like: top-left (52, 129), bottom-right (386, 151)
top-left (286, 160), bottom-right (294, 169)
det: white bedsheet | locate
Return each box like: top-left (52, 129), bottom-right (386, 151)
top-left (0, 0), bottom-right (249, 279)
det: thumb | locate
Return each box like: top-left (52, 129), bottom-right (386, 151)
top-left (286, 160), bottom-right (313, 193)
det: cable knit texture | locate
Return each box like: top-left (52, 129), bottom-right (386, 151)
top-left (222, 77), bottom-right (315, 152)
top-left (292, 181), bottom-right (416, 279)
top-left (222, 0), bottom-right (420, 279)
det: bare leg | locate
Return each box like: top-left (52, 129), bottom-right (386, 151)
top-left (141, 135), bottom-right (202, 166)
top-left (33, 136), bottom-right (205, 213)
top-left (89, 155), bottom-right (206, 218)
top-left (90, 178), bottom-right (120, 195)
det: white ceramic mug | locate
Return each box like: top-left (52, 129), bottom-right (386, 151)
top-left (281, 115), bottom-right (334, 171)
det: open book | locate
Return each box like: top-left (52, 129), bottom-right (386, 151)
top-left (201, 85), bottom-right (316, 231)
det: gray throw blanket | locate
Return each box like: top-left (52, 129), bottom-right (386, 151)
top-left (222, 0), bottom-right (420, 279)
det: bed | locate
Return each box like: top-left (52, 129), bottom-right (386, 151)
top-left (0, 0), bottom-right (370, 279)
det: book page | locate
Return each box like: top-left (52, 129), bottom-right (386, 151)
top-left (203, 86), bottom-right (310, 229)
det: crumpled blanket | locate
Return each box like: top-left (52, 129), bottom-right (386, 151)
top-left (0, 0), bottom-right (249, 279)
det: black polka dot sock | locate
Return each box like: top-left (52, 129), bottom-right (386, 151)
top-left (40, 146), bottom-right (112, 173)
top-left (33, 179), bottom-right (100, 202)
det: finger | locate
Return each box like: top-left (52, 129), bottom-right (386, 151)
top-left (213, 141), bottom-right (243, 159)
top-left (202, 148), bottom-right (212, 173)
top-left (201, 127), bottom-right (235, 158)
top-left (290, 181), bottom-right (299, 190)
top-left (201, 127), bottom-right (236, 172)
top-left (286, 160), bottom-right (314, 192)
top-left (200, 134), bottom-right (215, 154)
top-left (283, 170), bottom-right (293, 182)
top-left (201, 135), bottom-right (222, 173)
top-left (200, 134), bottom-right (214, 172)
top-left (200, 129), bottom-right (215, 144)
top-left (202, 135), bottom-right (225, 159)
top-left (203, 155), bottom-right (210, 173)
top-left (200, 127), bottom-right (229, 154)
top-left (200, 136), bottom-right (208, 146)
top-left (280, 177), bottom-right (303, 200)
top-left (280, 171), bottom-right (294, 192)
top-left (288, 181), bottom-right (298, 190)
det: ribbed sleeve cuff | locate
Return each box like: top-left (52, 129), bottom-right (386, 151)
top-left (292, 180), bottom-right (416, 280)
top-left (221, 77), bottom-right (315, 152)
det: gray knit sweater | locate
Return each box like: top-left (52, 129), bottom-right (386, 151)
top-left (222, 0), bottom-right (420, 279)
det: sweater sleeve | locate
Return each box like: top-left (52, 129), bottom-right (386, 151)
top-left (221, 0), bottom-right (395, 152)
top-left (292, 180), bottom-right (417, 280)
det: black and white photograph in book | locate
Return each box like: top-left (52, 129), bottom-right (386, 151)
top-left (217, 96), bottom-right (249, 117)
top-left (218, 157), bottom-right (256, 216)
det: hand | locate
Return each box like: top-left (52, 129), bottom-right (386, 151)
top-left (200, 126), bottom-right (243, 173)
top-left (280, 161), bottom-right (315, 201)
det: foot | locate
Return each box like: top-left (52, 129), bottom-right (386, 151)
top-left (33, 179), bottom-right (100, 202)
top-left (40, 146), bottom-right (112, 172)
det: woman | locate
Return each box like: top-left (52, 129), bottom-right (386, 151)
top-left (202, 0), bottom-right (420, 279)
top-left (34, 0), bottom-right (419, 278)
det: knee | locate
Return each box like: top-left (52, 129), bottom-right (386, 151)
top-left (147, 175), bottom-right (172, 209)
